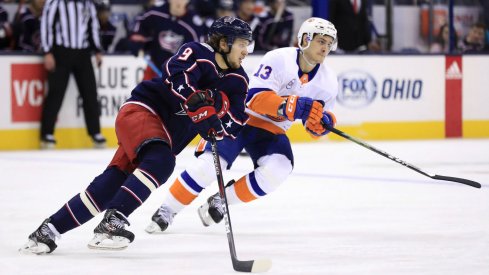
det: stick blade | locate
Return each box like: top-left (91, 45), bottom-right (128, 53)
top-left (233, 259), bottom-right (272, 273)
top-left (251, 259), bottom-right (272, 273)
top-left (433, 175), bottom-right (482, 188)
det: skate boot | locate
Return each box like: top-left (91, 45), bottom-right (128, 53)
top-left (198, 192), bottom-right (225, 226)
top-left (87, 209), bottom-right (135, 250)
top-left (19, 218), bottom-right (60, 254)
top-left (145, 204), bottom-right (176, 234)
top-left (91, 133), bottom-right (107, 149)
top-left (40, 134), bottom-right (56, 150)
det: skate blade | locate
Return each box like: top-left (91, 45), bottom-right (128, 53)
top-left (144, 221), bottom-right (165, 234)
top-left (197, 205), bottom-right (213, 227)
top-left (40, 142), bottom-right (55, 150)
top-left (87, 233), bottom-right (130, 250)
top-left (19, 240), bottom-right (50, 255)
top-left (93, 142), bottom-right (106, 149)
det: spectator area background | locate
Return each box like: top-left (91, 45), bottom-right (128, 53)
top-left (3, 3), bottom-right (482, 52)
top-left (0, 2), bottom-right (483, 52)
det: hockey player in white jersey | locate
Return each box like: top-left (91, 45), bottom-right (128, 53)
top-left (146, 17), bottom-right (339, 233)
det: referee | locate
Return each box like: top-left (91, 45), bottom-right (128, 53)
top-left (40, 0), bottom-right (106, 149)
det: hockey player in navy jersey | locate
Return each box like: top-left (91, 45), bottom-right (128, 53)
top-left (145, 17), bottom-right (339, 233)
top-left (19, 16), bottom-right (253, 254)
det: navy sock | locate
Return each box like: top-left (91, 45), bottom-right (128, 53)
top-left (50, 167), bottom-right (127, 234)
top-left (107, 142), bottom-right (175, 217)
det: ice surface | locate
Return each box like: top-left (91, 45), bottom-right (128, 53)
top-left (1, 139), bottom-right (488, 275)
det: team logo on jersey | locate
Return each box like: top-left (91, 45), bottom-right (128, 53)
top-left (159, 30), bottom-right (185, 54)
top-left (175, 104), bottom-right (187, 116)
top-left (286, 79), bottom-right (296, 89)
top-left (337, 70), bottom-right (377, 108)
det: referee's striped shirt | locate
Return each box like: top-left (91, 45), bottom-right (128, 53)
top-left (41, 0), bottom-right (102, 53)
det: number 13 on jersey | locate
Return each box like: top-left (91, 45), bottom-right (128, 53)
top-left (253, 64), bottom-right (272, 80)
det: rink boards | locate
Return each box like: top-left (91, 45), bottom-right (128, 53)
top-left (0, 54), bottom-right (488, 150)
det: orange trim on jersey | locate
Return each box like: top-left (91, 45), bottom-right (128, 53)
top-left (246, 115), bottom-right (286, 135)
top-left (169, 178), bottom-right (197, 205)
top-left (234, 176), bottom-right (256, 202)
top-left (247, 91), bottom-right (284, 117)
top-left (300, 74), bottom-right (309, 84)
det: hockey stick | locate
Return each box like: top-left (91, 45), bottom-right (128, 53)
top-left (324, 125), bottom-right (482, 189)
top-left (209, 135), bottom-right (272, 273)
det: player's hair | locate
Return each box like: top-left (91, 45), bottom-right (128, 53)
top-left (207, 34), bottom-right (226, 51)
top-left (207, 16), bottom-right (252, 52)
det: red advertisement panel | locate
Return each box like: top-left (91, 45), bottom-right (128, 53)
top-left (445, 56), bottom-right (463, 137)
top-left (11, 64), bottom-right (47, 122)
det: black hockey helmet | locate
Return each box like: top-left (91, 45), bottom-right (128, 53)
top-left (208, 16), bottom-right (253, 50)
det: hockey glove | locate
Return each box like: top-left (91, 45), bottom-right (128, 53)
top-left (184, 90), bottom-right (226, 141)
top-left (208, 89), bottom-right (230, 119)
top-left (305, 111), bottom-right (337, 137)
top-left (280, 95), bottom-right (324, 124)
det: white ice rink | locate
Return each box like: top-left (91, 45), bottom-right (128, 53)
top-left (1, 138), bottom-right (488, 275)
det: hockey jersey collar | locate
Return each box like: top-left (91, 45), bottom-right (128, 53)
top-left (295, 48), bottom-right (320, 82)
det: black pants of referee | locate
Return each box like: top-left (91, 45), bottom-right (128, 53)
top-left (40, 46), bottom-right (101, 138)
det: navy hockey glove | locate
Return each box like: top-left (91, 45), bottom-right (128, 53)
top-left (184, 90), bottom-right (226, 141)
top-left (305, 111), bottom-right (337, 137)
top-left (280, 95), bottom-right (324, 124)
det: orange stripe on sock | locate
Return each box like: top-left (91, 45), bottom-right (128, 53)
top-left (234, 177), bottom-right (256, 202)
top-left (195, 138), bottom-right (207, 153)
top-left (169, 178), bottom-right (197, 205)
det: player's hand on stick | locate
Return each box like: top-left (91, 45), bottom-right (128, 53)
top-left (281, 95), bottom-right (324, 124)
top-left (306, 111), bottom-right (336, 137)
top-left (184, 90), bottom-right (227, 141)
top-left (207, 89), bottom-right (230, 118)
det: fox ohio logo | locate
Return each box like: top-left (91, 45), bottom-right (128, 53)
top-left (10, 63), bottom-right (47, 122)
top-left (336, 70), bottom-right (377, 108)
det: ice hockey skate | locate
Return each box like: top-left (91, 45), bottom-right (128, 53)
top-left (198, 192), bottom-right (225, 226)
top-left (87, 209), bottom-right (134, 250)
top-left (40, 134), bottom-right (56, 150)
top-left (19, 218), bottom-right (60, 255)
top-left (145, 204), bottom-right (176, 234)
top-left (91, 133), bottom-right (107, 149)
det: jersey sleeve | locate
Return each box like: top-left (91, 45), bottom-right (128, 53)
top-left (163, 43), bottom-right (204, 102)
top-left (245, 51), bottom-right (285, 117)
top-left (221, 74), bottom-right (249, 139)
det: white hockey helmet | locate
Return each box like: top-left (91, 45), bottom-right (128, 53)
top-left (297, 17), bottom-right (337, 52)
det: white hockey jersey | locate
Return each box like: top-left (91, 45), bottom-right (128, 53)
top-left (245, 47), bottom-right (338, 134)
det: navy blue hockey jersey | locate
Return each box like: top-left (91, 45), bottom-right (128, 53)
top-left (129, 42), bottom-right (249, 155)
